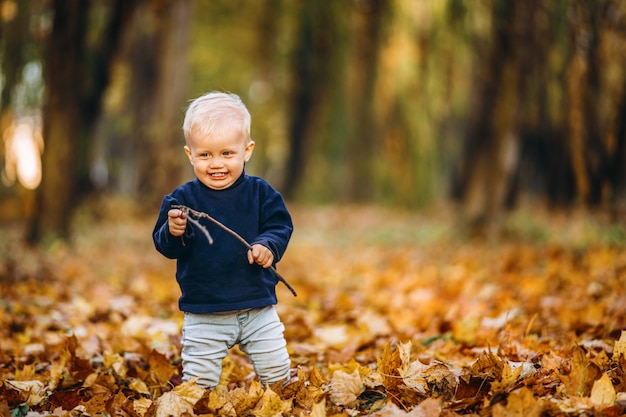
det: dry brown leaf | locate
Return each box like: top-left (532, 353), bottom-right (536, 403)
top-left (397, 341), bottom-right (429, 394)
top-left (153, 380), bottom-right (204, 417)
top-left (154, 391), bottom-right (195, 417)
top-left (82, 393), bottom-right (110, 415)
top-left (378, 342), bottom-right (403, 392)
top-left (329, 369), bottom-right (364, 408)
top-left (408, 397), bottom-right (443, 417)
top-left (4, 380), bottom-right (48, 406)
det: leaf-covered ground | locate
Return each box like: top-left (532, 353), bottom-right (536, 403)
top-left (1, 203), bottom-right (626, 416)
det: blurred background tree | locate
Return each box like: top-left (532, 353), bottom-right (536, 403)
top-left (1, 0), bottom-right (625, 244)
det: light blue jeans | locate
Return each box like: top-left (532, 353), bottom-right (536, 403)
top-left (181, 305), bottom-right (290, 388)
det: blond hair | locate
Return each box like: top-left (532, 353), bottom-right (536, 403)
top-left (183, 92), bottom-right (251, 142)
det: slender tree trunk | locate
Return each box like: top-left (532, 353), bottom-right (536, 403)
top-left (347, 0), bottom-right (388, 201)
top-left (283, 2), bottom-right (334, 200)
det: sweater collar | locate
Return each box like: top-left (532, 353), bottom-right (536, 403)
top-left (195, 171), bottom-right (246, 191)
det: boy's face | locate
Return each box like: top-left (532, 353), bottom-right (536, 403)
top-left (184, 127), bottom-right (254, 190)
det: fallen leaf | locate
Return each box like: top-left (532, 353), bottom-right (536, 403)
top-left (4, 380), bottom-right (48, 406)
top-left (310, 398), bottom-right (326, 417)
top-left (252, 386), bottom-right (293, 417)
top-left (613, 330), bottom-right (626, 362)
top-left (153, 379), bottom-right (204, 417)
top-left (492, 387), bottom-right (542, 417)
top-left (590, 373), bottom-right (616, 408)
top-left (329, 369), bottom-right (364, 408)
top-left (230, 380), bottom-right (264, 415)
top-left (397, 341), bottom-right (429, 394)
top-left (133, 397), bottom-right (153, 417)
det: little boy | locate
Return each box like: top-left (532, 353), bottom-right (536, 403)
top-left (152, 92), bottom-right (293, 389)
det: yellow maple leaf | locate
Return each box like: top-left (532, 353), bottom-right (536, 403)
top-left (310, 398), bottom-right (326, 417)
top-left (492, 387), bottom-right (543, 417)
top-left (230, 380), bottom-right (264, 415)
top-left (133, 397), bottom-right (153, 417)
top-left (173, 378), bottom-right (205, 403)
top-left (329, 369), bottom-right (364, 408)
top-left (252, 386), bottom-right (293, 417)
top-left (104, 351), bottom-right (128, 379)
top-left (129, 378), bottom-right (150, 395)
top-left (590, 373), bottom-right (616, 408)
top-left (490, 361), bottom-right (523, 393)
top-left (207, 384), bottom-right (230, 412)
top-left (14, 364), bottom-right (36, 381)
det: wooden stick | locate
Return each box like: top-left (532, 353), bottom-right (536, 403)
top-left (171, 204), bottom-right (297, 296)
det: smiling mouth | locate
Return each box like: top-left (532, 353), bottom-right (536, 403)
top-left (210, 172), bottom-right (227, 178)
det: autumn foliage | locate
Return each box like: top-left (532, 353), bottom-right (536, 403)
top-left (1, 204), bottom-right (625, 416)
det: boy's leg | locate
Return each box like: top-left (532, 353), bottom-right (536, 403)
top-left (181, 312), bottom-right (238, 388)
top-left (238, 306), bottom-right (291, 386)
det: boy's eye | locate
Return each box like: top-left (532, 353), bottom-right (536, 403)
top-left (199, 153), bottom-right (209, 158)
top-left (222, 151), bottom-right (232, 156)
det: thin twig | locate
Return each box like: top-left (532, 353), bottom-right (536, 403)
top-left (171, 204), bottom-right (297, 296)
top-left (186, 216), bottom-right (213, 244)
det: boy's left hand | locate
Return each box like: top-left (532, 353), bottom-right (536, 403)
top-left (248, 244), bottom-right (274, 268)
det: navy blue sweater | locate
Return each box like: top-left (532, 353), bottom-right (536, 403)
top-left (153, 174), bottom-right (293, 313)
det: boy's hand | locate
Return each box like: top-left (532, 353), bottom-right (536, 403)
top-left (168, 209), bottom-right (187, 236)
top-left (248, 244), bottom-right (274, 268)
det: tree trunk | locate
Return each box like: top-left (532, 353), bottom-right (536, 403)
top-left (144, 0), bottom-right (192, 204)
top-left (453, 0), bottom-right (524, 233)
top-left (26, 0), bottom-right (137, 244)
top-left (282, 2), bottom-right (335, 200)
top-left (27, 0), bottom-right (88, 243)
top-left (347, 0), bottom-right (388, 202)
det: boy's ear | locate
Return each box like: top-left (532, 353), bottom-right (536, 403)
top-left (244, 141), bottom-right (255, 162)
top-left (184, 146), bottom-right (193, 163)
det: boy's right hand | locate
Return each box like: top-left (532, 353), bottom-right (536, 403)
top-left (168, 209), bottom-right (187, 236)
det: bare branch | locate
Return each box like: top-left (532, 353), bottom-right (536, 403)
top-left (172, 204), bottom-right (297, 297)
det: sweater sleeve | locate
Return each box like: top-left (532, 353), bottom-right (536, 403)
top-left (153, 194), bottom-right (192, 259)
top-left (251, 186), bottom-right (293, 264)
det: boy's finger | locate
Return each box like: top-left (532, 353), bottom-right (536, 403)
top-left (171, 209), bottom-right (186, 220)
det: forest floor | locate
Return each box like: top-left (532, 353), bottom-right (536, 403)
top-left (1, 201), bottom-right (626, 416)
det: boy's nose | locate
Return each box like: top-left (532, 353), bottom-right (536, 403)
top-left (209, 157), bottom-right (224, 168)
